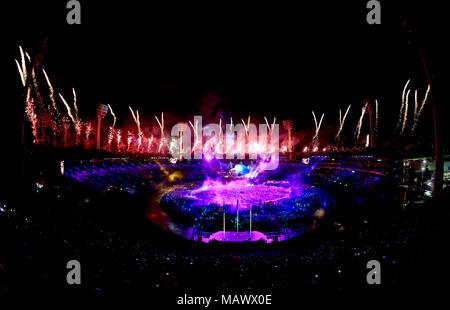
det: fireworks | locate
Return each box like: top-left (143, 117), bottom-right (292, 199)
top-left (375, 100), bottom-right (378, 138)
top-left (147, 136), bottom-right (154, 152)
top-left (129, 106), bottom-right (141, 133)
top-left (241, 116), bottom-right (251, 136)
top-left (107, 126), bottom-right (115, 150)
top-left (15, 59), bottom-right (26, 87)
top-left (42, 69), bottom-right (56, 110)
top-left (400, 89), bottom-right (411, 135)
top-left (116, 129), bottom-right (122, 151)
top-left (73, 88), bottom-right (79, 118)
top-left (14, 43), bottom-right (433, 155)
top-left (42, 69), bottom-right (62, 129)
top-left (127, 131), bottom-right (133, 151)
top-left (335, 104), bottom-right (351, 143)
top-left (58, 93), bottom-right (75, 124)
top-left (155, 112), bottom-right (166, 153)
top-left (15, 46), bottom-right (28, 87)
top-left (411, 85), bottom-right (430, 135)
top-left (396, 79), bottom-right (411, 134)
top-left (189, 119), bottom-right (200, 153)
top-left (108, 104), bottom-right (117, 128)
top-left (59, 92), bottom-right (83, 145)
top-left (355, 104), bottom-right (367, 142)
top-left (264, 116), bottom-right (276, 134)
top-left (312, 111), bottom-right (324, 144)
top-left (85, 122), bottom-right (93, 142)
top-left (137, 131), bottom-right (143, 152)
top-left (25, 98), bottom-right (39, 143)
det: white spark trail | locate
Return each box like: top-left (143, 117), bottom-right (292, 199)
top-left (107, 104), bottom-right (116, 127)
top-left (411, 85), bottom-right (431, 134)
top-left (400, 89), bottom-right (411, 135)
top-left (312, 111), bottom-right (324, 142)
top-left (396, 79), bottom-right (411, 133)
top-left (336, 104), bottom-right (351, 141)
top-left (58, 93), bottom-right (75, 124)
top-left (355, 105), bottom-right (367, 142)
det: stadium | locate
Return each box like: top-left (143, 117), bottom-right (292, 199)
top-left (1, 1), bottom-right (448, 300)
top-left (60, 153), bottom-right (393, 246)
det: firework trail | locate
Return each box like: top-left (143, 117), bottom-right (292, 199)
top-left (411, 85), bottom-right (430, 135)
top-left (107, 126), bottom-right (115, 150)
top-left (19, 46), bottom-right (27, 83)
top-left (375, 100), bottom-right (378, 138)
top-left (15, 59), bottom-right (26, 87)
top-left (129, 106), bottom-right (143, 151)
top-left (72, 89), bottom-right (83, 145)
top-left (239, 120), bottom-right (248, 152)
top-left (42, 69), bottom-right (62, 126)
top-left (355, 105), bottom-right (367, 142)
top-left (25, 98), bottom-right (39, 143)
top-left (72, 88), bottom-right (79, 118)
top-left (85, 122), bottom-right (93, 142)
top-left (241, 116), bottom-right (250, 137)
top-left (127, 131), bottom-right (133, 152)
top-left (116, 129), bottom-right (122, 151)
top-left (155, 112), bottom-right (165, 152)
top-left (417, 85), bottom-right (430, 117)
top-left (107, 104), bottom-right (116, 127)
top-left (106, 104), bottom-right (117, 150)
top-left (264, 116), bottom-right (276, 133)
top-left (413, 90), bottom-right (418, 120)
top-left (30, 68), bottom-right (45, 127)
top-left (225, 117), bottom-right (234, 155)
top-left (62, 116), bottom-right (70, 147)
top-left (129, 106), bottom-right (141, 133)
top-left (39, 72), bottom-right (59, 133)
top-left (158, 140), bottom-right (164, 152)
top-left (42, 69), bottom-right (56, 110)
top-left (59, 92), bottom-right (82, 144)
top-left (400, 89), bottom-right (411, 135)
top-left (395, 79), bottom-right (411, 133)
top-left (147, 136), bottom-right (154, 152)
top-left (58, 93), bottom-right (75, 123)
top-left (335, 104), bottom-right (351, 142)
top-left (189, 119), bottom-right (200, 153)
top-left (264, 117), bottom-right (270, 131)
top-left (137, 131), bottom-right (143, 152)
top-left (312, 111), bottom-right (324, 142)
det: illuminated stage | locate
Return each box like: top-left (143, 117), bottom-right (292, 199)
top-left (63, 156), bottom-right (389, 243)
top-left (158, 178), bottom-right (334, 243)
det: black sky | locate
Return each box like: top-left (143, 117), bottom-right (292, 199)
top-left (1, 1), bottom-right (446, 147)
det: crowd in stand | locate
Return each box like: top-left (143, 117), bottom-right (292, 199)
top-left (1, 185), bottom-right (444, 293)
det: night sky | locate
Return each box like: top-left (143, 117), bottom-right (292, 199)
top-left (1, 1), bottom-right (446, 147)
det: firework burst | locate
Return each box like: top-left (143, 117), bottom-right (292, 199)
top-left (400, 89), bottom-right (411, 135)
top-left (395, 79), bottom-right (411, 134)
top-left (355, 105), bottom-right (367, 142)
top-left (312, 111), bottom-right (324, 144)
top-left (411, 85), bottom-right (430, 135)
top-left (335, 104), bottom-right (351, 143)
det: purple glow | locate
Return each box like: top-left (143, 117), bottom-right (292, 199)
top-left (204, 154), bottom-right (213, 162)
top-left (202, 231), bottom-right (274, 243)
top-left (190, 179), bottom-right (291, 209)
